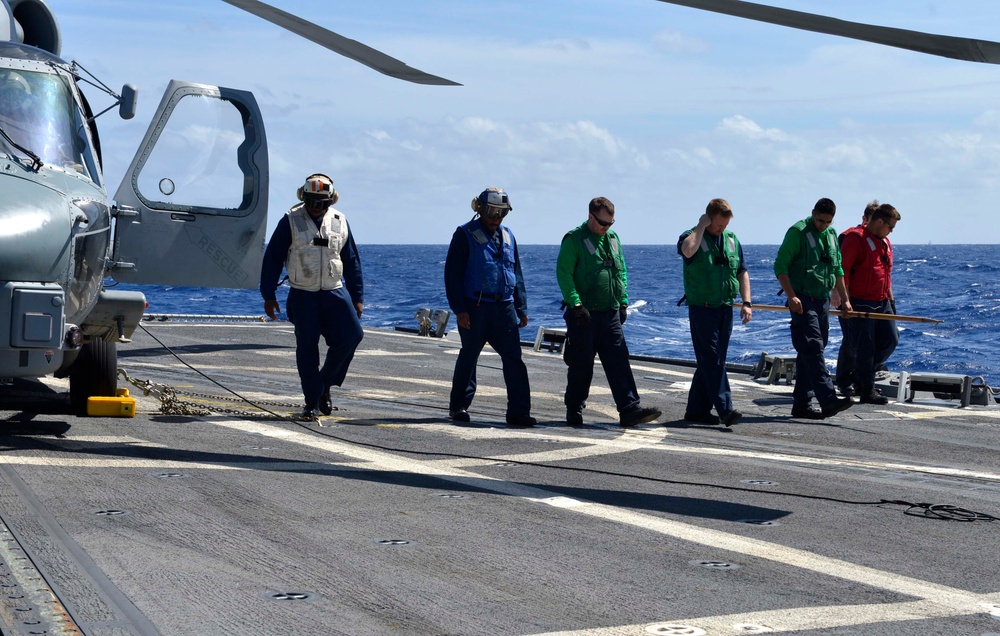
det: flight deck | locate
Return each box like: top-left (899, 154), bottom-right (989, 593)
top-left (1, 321), bottom-right (999, 635)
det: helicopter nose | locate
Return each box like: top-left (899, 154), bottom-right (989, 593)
top-left (0, 183), bottom-right (73, 282)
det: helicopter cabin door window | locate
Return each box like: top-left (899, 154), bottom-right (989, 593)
top-left (111, 81), bottom-right (268, 290)
top-left (134, 93), bottom-right (248, 213)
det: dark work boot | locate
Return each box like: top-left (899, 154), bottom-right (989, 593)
top-left (720, 409), bottom-right (743, 427)
top-left (791, 404), bottom-right (823, 419)
top-left (319, 387), bottom-right (333, 416)
top-left (506, 414), bottom-right (537, 428)
top-left (821, 397), bottom-right (854, 418)
top-left (859, 390), bottom-right (888, 405)
top-left (620, 406), bottom-right (661, 427)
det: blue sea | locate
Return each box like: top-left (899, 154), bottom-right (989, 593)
top-left (117, 244), bottom-right (1000, 388)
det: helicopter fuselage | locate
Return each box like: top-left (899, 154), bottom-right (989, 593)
top-left (0, 41), bottom-right (130, 380)
top-left (0, 34), bottom-right (270, 408)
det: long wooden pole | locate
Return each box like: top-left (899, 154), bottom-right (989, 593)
top-left (739, 303), bottom-right (942, 325)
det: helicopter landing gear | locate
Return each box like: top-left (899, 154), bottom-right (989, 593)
top-left (69, 338), bottom-right (118, 416)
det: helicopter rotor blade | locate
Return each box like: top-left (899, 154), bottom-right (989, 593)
top-left (654, 0), bottom-right (1000, 64)
top-left (220, 0), bottom-right (461, 85)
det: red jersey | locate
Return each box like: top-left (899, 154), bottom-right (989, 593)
top-left (841, 227), bottom-right (892, 301)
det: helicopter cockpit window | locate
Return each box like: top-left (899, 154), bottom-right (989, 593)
top-left (134, 94), bottom-right (249, 214)
top-left (0, 68), bottom-right (99, 181)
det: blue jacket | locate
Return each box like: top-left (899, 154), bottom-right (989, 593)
top-left (444, 219), bottom-right (527, 316)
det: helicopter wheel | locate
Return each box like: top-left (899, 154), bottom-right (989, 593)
top-left (69, 339), bottom-right (118, 416)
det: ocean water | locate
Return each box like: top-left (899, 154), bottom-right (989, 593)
top-left (117, 244), bottom-right (1000, 388)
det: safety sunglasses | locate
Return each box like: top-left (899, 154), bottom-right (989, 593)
top-left (482, 205), bottom-right (509, 218)
top-left (590, 213), bottom-right (614, 227)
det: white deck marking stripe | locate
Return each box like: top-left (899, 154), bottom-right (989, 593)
top-left (401, 422), bottom-right (1000, 483)
top-left (647, 444), bottom-right (1000, 481)
top-left (478, 444), bottom-right (644, 465)
top-left (4, 417), bottom-right (994, 633)
top-left (121, 359), bottom-right (299, 374)
top-left (204, 420), bottom-right (985, 598)
top-left (353, 350), bottom-right (431, 356)
top-left (0, 456), bottom-right (345, 471)
top-left (527, 596), bottom-right (1000, 635)
top-left (340, 376), bottom-right (606, 399)
top-left (441, 429), bottom-right (672, 466)
top-left (629, 363), bottom-right (693, 378)
top-left (373, 422), bottom-right (665, 446)
top-left (632, 362), bottom-right (1000, 419)
top-left (205, 418), bottom-right (997, 635)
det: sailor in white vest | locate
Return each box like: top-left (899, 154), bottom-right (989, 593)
top-left (260, 173), bottom-right (365, 421)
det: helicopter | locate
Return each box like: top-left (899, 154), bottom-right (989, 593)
top-left (2, 0), bottom-right (999, 415)
top-left (0, 0), bottom-right (458, 414)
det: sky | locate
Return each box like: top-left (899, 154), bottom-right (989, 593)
top-left (51, 0), bottom-right (1000, 244)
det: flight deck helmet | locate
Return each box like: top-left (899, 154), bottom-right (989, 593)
top-left (471, 187), bottom-right (511, 218)
top-left (297, 173), bottom-right (339, 205)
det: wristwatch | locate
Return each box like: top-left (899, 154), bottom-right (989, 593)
top-left (744, 301), bottom-right (753, 308)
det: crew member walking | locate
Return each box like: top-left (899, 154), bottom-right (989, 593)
top-left (774, 198), bottom-right (855, 419)
top-left (678, 198), bottom-right (752, 427)
top-left (557, 196), bottom-right (661, 427)
top-left (840, 202), bottom-right (901, 404)
top-left (833, 201), bottom-right (878, 396)
top-left (260, 173), bottom-right (364, 421)
top-left (444, 187), bottom-right (535, 428)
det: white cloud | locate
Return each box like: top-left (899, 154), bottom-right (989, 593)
top-left (974, 110), bottom-right (1000, 128)
top-left (716, 115), bottom-right (791, 142)
top-left (938, 132), bottom-right (985, 153)
top-left (454, 117), bottom-right (501, 136)
top-left (652, 30), bottom-right (710, 54)
top-left (821, 143), bottom-right (869, 169)
top-left (50, 0), bottom-right (1000, 244)
top-left (519, 38), bottom-right (594, 57)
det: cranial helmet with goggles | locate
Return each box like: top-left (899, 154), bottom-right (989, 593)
top-left (297, 173), bottom-right (339, 206)
top-left (471, 187), bottom-right (511, 219)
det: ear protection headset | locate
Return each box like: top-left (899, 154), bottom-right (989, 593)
top-left (471, 187), bottom-right (511, 217)
top-left (297, 173), bottom-right (339, 205)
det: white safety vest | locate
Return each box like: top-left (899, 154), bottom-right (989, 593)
top-left (284, 204), bottom-right (350, 292)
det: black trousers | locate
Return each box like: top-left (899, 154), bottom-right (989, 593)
top-left (687, 305), bottom-right (734, 416)
top-left (563, 308), bottom-right (640, 414)
top-left (789, 296), bottom-right (837, 407)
